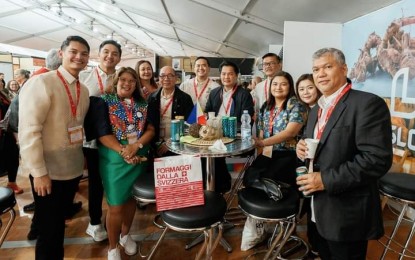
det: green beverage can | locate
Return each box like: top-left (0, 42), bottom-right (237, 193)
top-left (228, 117), bottom-right (237, 138)
top-left (296, 166), bottom-right (311, 197)
top-left (175, 115), bottom-right (185, 136)
top-left (170, 119), bottom-right (181, 142)
top-left (222, 116), bottom-right (229, 137)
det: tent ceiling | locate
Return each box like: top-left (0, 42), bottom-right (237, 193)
top-left (0, 0), bottom-right (401, 61)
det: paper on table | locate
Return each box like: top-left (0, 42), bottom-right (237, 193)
top-left (180, 135), bottom-right (199, 143)
top-left (208, 139), bottom-right (228, 152)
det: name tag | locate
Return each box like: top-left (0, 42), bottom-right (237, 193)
top-left (68, 125), bottom-right (84, 144)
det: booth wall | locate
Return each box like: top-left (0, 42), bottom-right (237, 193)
top-left (283, 21), bottom-right (342, 83)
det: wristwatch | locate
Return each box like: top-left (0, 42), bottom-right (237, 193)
top-left (137, 143), bottom-right (143, 149)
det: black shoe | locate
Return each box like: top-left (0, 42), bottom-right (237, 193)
top-left (23, 202), bottom-right (35, 212)
top-left (27, 229), bottom-right (38, 240)
top-left (65, 201), bottom-right (82, 220)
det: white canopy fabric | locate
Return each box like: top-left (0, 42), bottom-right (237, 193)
top-left (0, 0), bottom-right (401, 60)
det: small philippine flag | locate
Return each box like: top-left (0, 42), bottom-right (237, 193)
top-left (187, 101), bottom-right (207, 125)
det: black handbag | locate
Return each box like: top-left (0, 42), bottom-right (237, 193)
top-left (243, 165), bottom-right (290, 201)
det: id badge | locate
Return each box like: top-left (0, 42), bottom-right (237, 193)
top-left (263, 145), bottom-right (273, 158)
top-left (68, 125), bottom-right (84, 144)
top-left (127, 132), bottom-right (138, 144)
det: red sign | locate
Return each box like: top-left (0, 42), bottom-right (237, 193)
top-left (154, 155), bottom-right (204, 211)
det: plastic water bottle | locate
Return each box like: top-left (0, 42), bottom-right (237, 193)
top-left (241, 110), bottom-right (251, 141)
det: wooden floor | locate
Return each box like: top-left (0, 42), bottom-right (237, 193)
top-left (0, 174), bottom-right (414, 260)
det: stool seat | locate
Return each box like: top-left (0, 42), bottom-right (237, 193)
top-left (0, 187), bottom-right (15, 213)
top-left (238, 186), bottom-right (308, 259)
top-left (132, 172), bottom-right (155, 201)
top-left (161, 191), bottom-right (227, 229)
top-left (0, 187), bottom-right (16, 248)
top-left (238, 187), bottom-right (299, 219)
top-left (379, 173), bottom-right (415, 201)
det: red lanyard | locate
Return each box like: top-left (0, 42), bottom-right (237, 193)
top-left (264, 80), bottom-right (268, 101)
top-left (161, 96), bottom-right (174, 118)
top-left (221, 84), bottom-right (237, 115)
top-left (120, 98), bottom-right (135, 124)
top-left (57, 71), bottom-right (80, 119)
top-left (268, 105), bottom-right (282, 135)
top-left (193, 78), bottom-right (210, 101)
top-left (316, 84), bottom-right (351, 139)
top-left (95, 68), bottom-right (105, 94)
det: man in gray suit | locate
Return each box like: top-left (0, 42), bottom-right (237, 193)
top-left (296, 48), bottom-right (392, 259)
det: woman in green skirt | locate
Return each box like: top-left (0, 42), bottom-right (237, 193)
top-left (85, 67), bottom-right (155, 260)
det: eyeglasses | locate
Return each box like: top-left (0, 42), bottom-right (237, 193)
top-left (119, 78), bottom-right (136, 84)
top-left (261, 62), bottom-right (278, 68)
top-left (159, 74), bottom-right (175, 80)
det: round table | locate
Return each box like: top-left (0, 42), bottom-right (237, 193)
top-left (165, 138), bottom-right (255, 191)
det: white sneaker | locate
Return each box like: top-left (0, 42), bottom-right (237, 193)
top-left (119, 234), bottom-right (137, 256)
top-left (86, 223), bottom-right (108, 242)
top-left (108, 247), bottom-right (121, 260)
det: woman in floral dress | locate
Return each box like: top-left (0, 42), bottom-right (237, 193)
top-left (85, 67), bottom-right (155, 260)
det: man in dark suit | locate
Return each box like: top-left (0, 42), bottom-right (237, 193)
top-left (296, 48), bottom-right (392, 259)
top-left (147, 66), bottom-right (194, 157)
top-left (204, 60), bottom-right (254, 192)
top-left (205, 60), bottom-right (254, 123)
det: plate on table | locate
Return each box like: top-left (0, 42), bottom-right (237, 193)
top-left (180, 136), bottom-right (234, 146)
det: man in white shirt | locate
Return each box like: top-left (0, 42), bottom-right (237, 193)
top-left (19, 35), bottom-right (90, 259)
top-left (79, 40), bottom-right (121, 242)
top-left (252, 53), bottom-right (282, 115)
top-left (179, 56), bottom-right (219, 110)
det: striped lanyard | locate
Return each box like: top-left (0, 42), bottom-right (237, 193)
top-left (57, 70), bottom-right (80, 119)
top-left (316, 84), bottom-right (351, 139)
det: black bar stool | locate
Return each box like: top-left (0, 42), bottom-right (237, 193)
top-left (133, 171), bottom-right (156, 205)
top-left (132, 171), bottom-right (164, 230)
top-left (145, 190), bottom-right (227, 260)
top-left (379, 172), bottom-right (415, 259)
top-left (185, 152), bottom-right (256, 253)
top-left (0, 187), bottom-right (16, 247)
top-left (238, 186), bottom-right (309, 259)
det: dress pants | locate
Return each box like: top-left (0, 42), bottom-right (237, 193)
top-left (249, 150), bottom-right (297, 187)
top-left (0, 131), bottom-right (19, 182)
top-left (30, 175), bottom-right (81, 260)
top-left (314, 227), bottom-right (368, 260)
top-left (83, 147), bottom-right (104, 225)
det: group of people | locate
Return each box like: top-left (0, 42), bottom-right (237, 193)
top-left (12, 36), bottom-right (251, 260)
top-left (2, 33), bottom-right (392, 260)
top-left (0, 69), bottom-right (29, 196)
top-left (245, 48), bottom-right (392, 260)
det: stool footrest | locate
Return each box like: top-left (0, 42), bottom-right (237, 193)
top-left (378, 237), bottom-right (415, 259)
top-left (0, 209), bottom-right (16, 247)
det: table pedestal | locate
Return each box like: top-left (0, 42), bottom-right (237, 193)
top-left (165, 139), bottom-right (255, 254)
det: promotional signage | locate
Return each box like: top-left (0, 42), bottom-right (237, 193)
top-left (154, 155), bottom-right (204, 211)
top-left (343, 0), bottom-right (415, 174)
